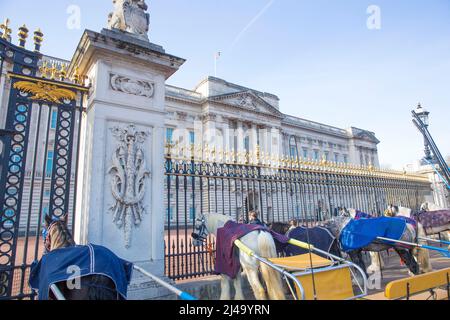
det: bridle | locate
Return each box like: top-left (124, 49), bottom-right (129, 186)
top-left (191, 216), bottom-right (208, 246)
top-left (42, 220), bottom-right (59, 253)
top-left (42, 219), bottom-right (74, 253)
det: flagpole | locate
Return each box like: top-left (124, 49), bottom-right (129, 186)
top-left (214, 51), bottom-right (221, 78)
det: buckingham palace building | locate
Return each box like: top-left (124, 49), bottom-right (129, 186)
top-left (164, 76), bottom-right (380, 167)
top-left (0, 34), bottom-right (382, 234)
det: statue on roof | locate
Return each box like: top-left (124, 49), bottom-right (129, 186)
top-left (108, 0), bottom-right (150, 41)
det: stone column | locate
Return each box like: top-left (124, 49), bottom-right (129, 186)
top-left (237, 121), bottom-right (244, 162)
top-left (203, 113), bottom-right (217, 161)
top-left (221, 120), bottom-right (230, 163)
top-left (250, 123), bottom-right (258, 164)
top-left (72, 29), bottom-right (185, 299)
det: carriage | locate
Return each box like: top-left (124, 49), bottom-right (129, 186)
top-left (234, 239), bottom-right (368, 300)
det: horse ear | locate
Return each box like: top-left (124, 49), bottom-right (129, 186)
top-left (44, 214), bottom-right (52, 227)
top-left (60, 213), bottom-right (69, 225)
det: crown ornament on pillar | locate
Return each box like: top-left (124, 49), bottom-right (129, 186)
top-left (107, 0), bottom-right (150, 42)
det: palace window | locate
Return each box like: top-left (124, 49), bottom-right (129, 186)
top-left (166, 207), bottom-right (174, 221)
top-left (324, 152), bottom-right (329, 161)
top-left (166, 128), bottom-right (174, 144)
top-left (289, 136), bottom-right (298, 159)
top-left (289, 146), bottom-right (297, 159)
top-left (189, 131), bottom-right (195, 145)
top-left (244, 136), bottom-right (250, 153)
top-left (313, 150), bottom-right (320, 161)
top-left (45, 151), bottom-right (54, 176)
top-left (40, 206), bottom-right (49, 223)
top-left (50, 110), bottom-right (58, 129)
top-left (189, 207), bottom-right (196, 221)
top-left (303, 148), bottom-right (308, 159)
top-left (343, 155), bottom-right (348, 163)
top-left (334, 153), bottom-right (340, 163)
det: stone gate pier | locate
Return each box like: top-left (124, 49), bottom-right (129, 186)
top-left (71, 4), bottom-right (185, 299)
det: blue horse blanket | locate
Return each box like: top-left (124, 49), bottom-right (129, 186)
top-left (340, 217), bottom-right (407, 252)
top-left (29, 244), bottom-right (133, 300)
top-left (355, 210), bottom-right (417, 228)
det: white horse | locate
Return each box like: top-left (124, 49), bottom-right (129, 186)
top-left (191, 213), bottom-right (285, 300)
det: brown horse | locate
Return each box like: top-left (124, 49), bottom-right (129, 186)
top-left (42, 214), bottom-right (120, 300)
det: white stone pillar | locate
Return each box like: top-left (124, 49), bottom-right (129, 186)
top-left (236, 121), bottom-right (244, 162)
top-left (250, 124), bottom-right (258, 164)
top-left (72, 29), bottom-right (185, 299)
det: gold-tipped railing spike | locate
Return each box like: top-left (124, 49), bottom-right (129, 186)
top-left (59, 63), bottom-right (68, 81)
top-left (72, 66), bottom-right (81, 85)
top-left (0, 18), bottom-right (12, 41)
top-left (39, 60), bottom-right (49, 78)
top-left (33, 28), bottom-right (44, 52)
top-left (17, 24), bottom-right (29, 48)
top-left (49, 62), bottom-right (58, 80)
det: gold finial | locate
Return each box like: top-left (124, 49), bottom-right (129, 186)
top-left (255, 144), bottom-right (260, 162)
top-left (72, 66), bottom-right (81, 84)
top-left (49, 62), bottom-right (58, 80)
top-left (0, 18), bottom-right (12, 41)
top-left (17, 24), bottom-right (29, 48)
top-left (59, 63), bottom-right (67, 81)
top-left (39, 60), bottom-right (49, 78)
top-left (33, 28), bottom-right (44, 52)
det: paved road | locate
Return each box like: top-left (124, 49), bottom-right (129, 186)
top-left (368, 249), bottom-right (450, 297)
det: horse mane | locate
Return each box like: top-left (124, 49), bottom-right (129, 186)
top-left (204, 213), bottom-right (232, 235)
top-left (49, 221), bottom-right (76, 250)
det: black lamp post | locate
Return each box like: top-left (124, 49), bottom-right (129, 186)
top-left (414, 103), bottom-right (433, 162)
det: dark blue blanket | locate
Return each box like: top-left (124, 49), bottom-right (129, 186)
top-left (215, 221), bottom-right (289, 279)
top-left (29, 244), bottom-right (133, 300)
top-left (340, 217), bottom-right (407, 252)
top-left (286, 226), bottom-right (338, 257)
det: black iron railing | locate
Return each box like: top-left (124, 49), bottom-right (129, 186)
top-left (164, 151), bottom-right (432, 281)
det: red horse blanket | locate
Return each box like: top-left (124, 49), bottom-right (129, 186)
top-left (215, 221), bottom-right (289, 279)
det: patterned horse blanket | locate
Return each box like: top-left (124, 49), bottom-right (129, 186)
top-left (215, 221), bottom-right (289, 279)
top-left (413, 210), bottom-right (450, 234)
top-left (29, 244), bottom-right (133, 300)
top-left (340, 217), bottom-right (407, 252)
top-left (285, 226), bottom-right (340, 257)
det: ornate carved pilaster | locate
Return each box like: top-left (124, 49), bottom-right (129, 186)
top-left (108, 124), bottom-right (151, 248)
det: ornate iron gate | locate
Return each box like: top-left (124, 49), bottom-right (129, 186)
top-left (0, 28), bottom-right (87, 299)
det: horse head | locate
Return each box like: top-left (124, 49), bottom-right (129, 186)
top-left (323, 215), bottom-right (352, 239)
top-left (268, 222), bottom-right (291, 235)
top-left (191, 213), bottom-right (208, 247)
top-left (385, 204), bottom-right (399, 217)
top-left (43, 213), bottom-right (75, 253)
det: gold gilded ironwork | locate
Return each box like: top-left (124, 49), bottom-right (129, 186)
top-left (13, 81), bottom-right (77, 104)
top-left (0, 18), bottom-right (12, 41)
top-left (33, 28), bottom-right (44, 52)
top-left (17, 24), bottom-right (29, 48)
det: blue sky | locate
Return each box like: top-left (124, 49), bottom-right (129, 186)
top-left (1, 0), bottom-right (449, 169)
